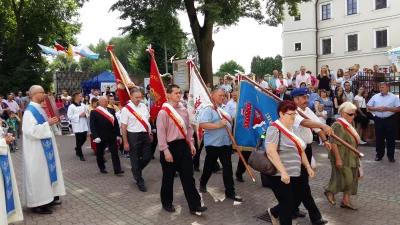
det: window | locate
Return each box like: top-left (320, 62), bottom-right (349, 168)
top-left (321, 4), bottom-right (331, 20)
top-left (322, 38), bottom-right (332, 55)
top-left (294, 43), bottom-right (302, 51)
top-left (294, 14), bottom-right (301, 21)
top-left (347, 0), bottom-right (357, 15)
top-left (376, 29), bottom-right (388, 48)
top-left (375, 0), bottom-right (387, 10)
top-left (347, 34), bottom-right (358, 51)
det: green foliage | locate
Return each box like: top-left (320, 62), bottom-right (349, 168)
top-left (0, 0), bottom-right (85, 94)
top-left (250, 54), bottom-right (282, 76)
top-left (216, 60), bottom-right (244, 76)
top-left (90, 58), bottom-right (111, 73)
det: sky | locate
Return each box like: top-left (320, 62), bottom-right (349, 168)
top-left (76, 0), bottom-right (282, 74)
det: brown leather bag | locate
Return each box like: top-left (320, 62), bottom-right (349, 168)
top-left (248, 131), bottom-right (280, 175)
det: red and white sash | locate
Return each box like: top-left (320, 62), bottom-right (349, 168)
top-left (125, 104), bottom-right (150, 134)
top-left (204, 104), bottom-right (232, 125)
top-left (95, 106), bottom-right (114, 126)
top-left (161, 103), bottom-right (190, 145)
top-left (271, 120), bottom-right (306, 158)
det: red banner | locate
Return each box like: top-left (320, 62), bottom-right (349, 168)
top-left (147, 49), bottom-right (167, 121)
top-left (107, 45), bottom-right (134, 105)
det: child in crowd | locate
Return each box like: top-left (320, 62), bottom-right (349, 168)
top-left (6, 111), bottom-right (20, 152)
top-left (315, 104), bottom-right (328, 145)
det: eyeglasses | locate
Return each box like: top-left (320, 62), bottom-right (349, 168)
top-left (345, 112), bottom-right (356, 117)
top-left (284, 112), bottom-right (297, 116)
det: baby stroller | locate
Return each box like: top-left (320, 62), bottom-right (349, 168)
top-left (59, 108), bottom-right (72, 134)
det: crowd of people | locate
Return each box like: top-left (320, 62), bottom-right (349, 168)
top-left (1, 61), bottom-right (399, 224)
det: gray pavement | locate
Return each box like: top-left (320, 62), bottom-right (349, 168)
top-left (9, 134), bottom-right (400, 225)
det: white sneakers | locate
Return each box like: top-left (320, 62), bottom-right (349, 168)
top-left (267, 208), bottom-right (280, 225)
top-left (359, 140), bottom-right (367, 145)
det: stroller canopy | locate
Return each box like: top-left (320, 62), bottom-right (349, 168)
top-left (81, 70), bottom-right (116, 96)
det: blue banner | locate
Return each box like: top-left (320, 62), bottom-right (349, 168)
top-left (234, 81), bottom-right (279, 150)
top-left (0, 154), bottom-right (15, 215)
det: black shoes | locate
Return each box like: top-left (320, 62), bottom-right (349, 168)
top-left (389, 158), bottom-right (396, 163)
top-left (236, 175), bottom-right (244, 182)
top-left (100, 169), bottom-right (108, 174)
top-left (226, 194), bottom-right (242, 202)
top-left (80, 156), bottom-right (86, 161)
top-left (46, 200), bottom-right (62, 207)
top-left (190, 206), bottom-right (208, 215)
top-left (292, 210), bottom-right (307, 219)
top-left (199, 184), bottom-right (207, 193)
top-left (375, 157), bottom-right (382, 161)
top-left (194, 168), bottom-right (201, 172)
top-left (138, 184), bottom-right (147, 192)
top-left (115, 170), bottom-right (124, 176)
top-left (32, 206), bottom-right (52, 214)
top-left (163, 205), bottom-right (176, 213)
top-left (312, 219), bottom-right (329, 225)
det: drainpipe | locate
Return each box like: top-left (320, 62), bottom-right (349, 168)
top-left (315, 0), bottom-right (319, 74)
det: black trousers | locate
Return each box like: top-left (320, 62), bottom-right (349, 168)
top-left (127, 132), bottom-right (151, 183)
top-left (95, 137), bottom-right (121, 172)
top-left (268, 175), bottom-right (301, 225)
top-left (200, 145), bottom-right (235, 196)
top-left (192, 132), bottom-right (204, 169)
top-left (235, 151), bottom-right (251, 177)
top-left (74, 131), bottom-right (87, 157)
top-left (374, 115), bottom-right (396, 159)
top-left (160, 139), bottom-right (201, 210)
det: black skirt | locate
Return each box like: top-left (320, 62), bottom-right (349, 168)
top-left (355, 108), bottom-right (370, 128)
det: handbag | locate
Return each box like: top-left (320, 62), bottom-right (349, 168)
top-left (248, 131), bottom-right (280, 175)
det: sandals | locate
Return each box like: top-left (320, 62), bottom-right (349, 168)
top-left (340, 202), bottom-right (358, 210)
top-left (324, 191), bottom-right (336, 205)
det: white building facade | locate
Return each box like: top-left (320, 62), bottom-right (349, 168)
top-left (282, 0), bottom-right (400, 75)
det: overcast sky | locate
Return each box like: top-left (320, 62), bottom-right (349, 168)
top-left (76, 0), bottom-right (282, 73)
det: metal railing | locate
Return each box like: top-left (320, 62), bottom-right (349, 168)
top-left (350, 72), bottom-right (400, 97)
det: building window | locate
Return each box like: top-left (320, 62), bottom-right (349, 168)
top-left (322, 38), bottom-right (332, 55)
top-left (375, 0), bottom-right (387, 10)
top-left (347, 0), bottom-right (357, 15)
top-left (294, 43), bottom-right (302, 51)
top-left (376, 29), bottom-right (388, 48)
top-left (321, 4), bottom-right (331, 20)
top-left (294, 14), bottom-right (301, 21)
top-left (347, 34), bottom-right (358, 51)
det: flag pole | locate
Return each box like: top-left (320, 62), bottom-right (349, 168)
top-left (190, 63), bottom-right (256, 182)
top-left (240, 75), bottom-right (364, 158)
top-left (107, 46), bottom-right (131, 99)
top-left (148, 48), bottom-right (167, 97)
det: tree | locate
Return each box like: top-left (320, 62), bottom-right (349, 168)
top-left (185, 37), bottom-right (199, 68)
top-left (0, 0), bottom-right (85, 93)
top-left (250, 54), bottom-right (282, 76)
top-left (216, 60), bottom-right (244, 77)
top-left (90, 58), bottom-right (111, 73)
top-left (111, 0), bottom-right (308, 86)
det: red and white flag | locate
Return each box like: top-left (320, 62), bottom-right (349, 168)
top-left (187, 60), bottom-right (212, 146)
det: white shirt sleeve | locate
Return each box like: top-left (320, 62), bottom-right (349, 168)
top-left (120, 108), bottom-right (129, 125)
top-left (293, 114), bottom-right (304, 128)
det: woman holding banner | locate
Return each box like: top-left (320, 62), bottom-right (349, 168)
top-left (323, 102), bottom-right (360, 210)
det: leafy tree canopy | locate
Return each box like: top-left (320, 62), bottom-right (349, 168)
top-left (250, 54), bottom-right (282, 76)
top-left (215, 60), bottom-right (244, 77)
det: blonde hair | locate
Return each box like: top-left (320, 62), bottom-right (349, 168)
top-left (338, 102), bottom-right (357, 114)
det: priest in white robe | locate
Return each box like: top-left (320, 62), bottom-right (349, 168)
top-left (0, 127), bottom-right (23, 224)
top-left (22, 85), bottom-right (66, 214)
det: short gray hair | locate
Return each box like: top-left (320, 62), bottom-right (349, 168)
top-left (338, 102), bottom-right (357, 114)
top-left (378, 82), bottom-right (389, 87)
top-left (129, 88), bottom-right (142, 96)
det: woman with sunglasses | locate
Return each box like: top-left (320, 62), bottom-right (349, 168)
top-left (323, 102), bottom-right (360, 210)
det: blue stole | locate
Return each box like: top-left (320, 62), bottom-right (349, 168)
top-left (26, 105), bottom-right (58, 185)
top-left (0, 153), bottom-right (14, 215)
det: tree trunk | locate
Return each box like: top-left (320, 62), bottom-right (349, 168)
top-left (197, 36), bottom-right (214, 87)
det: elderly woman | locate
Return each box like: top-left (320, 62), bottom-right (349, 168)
top-left (266, 100), bottom-right (314, 225)
top-left (324, 102), bottom-right (360, 210)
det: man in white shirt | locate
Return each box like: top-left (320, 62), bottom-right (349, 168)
top-left (67, 92), bottom-right (88, 161)
top-left (61, 91), bottom-right (71, 101)
top-left (226, 90), bottom-right (238, 119)
top-left (296, 66), bottom-right (312, 88)
top-left (89, 89), bottom-right (100, 104)
top-left (257, 76), bottom-right (269, 90)
top-left (220, 79), bottom-right (233, 93)
top-left (343, 81), bottom-right (354, 103)
top-left (6, 94), bottom-right (19, 114)
top-left (121, 88), bottom-right (152, 192)
top-left (286, 72), bottom-right (294, 89)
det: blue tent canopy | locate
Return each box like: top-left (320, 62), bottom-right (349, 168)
top-left (81, 70), bottom-right (115, 96)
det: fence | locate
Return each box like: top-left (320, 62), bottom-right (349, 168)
top-left (350, 72), bottom-right (400, 97)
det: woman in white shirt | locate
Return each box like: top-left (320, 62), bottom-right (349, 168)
top-left (354, 86), bottom-right (368, 144)
top-left (275, 73), bottom-right (288, 95)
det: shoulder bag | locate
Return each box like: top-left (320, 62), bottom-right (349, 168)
top-left (248, 131), bottom-right (280, 175)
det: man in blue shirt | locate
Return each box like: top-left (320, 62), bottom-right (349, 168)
top-left (199, 88), bottom-right (242, 202)
top-left (367, 82), bottom-right (400, 162)
top-left (269, 70), bottom-right (279, 93)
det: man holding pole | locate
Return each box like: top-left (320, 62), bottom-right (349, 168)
top-left (199, 88), bottom-right (242, 202)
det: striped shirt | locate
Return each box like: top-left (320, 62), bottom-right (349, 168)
top-left (265, 126), bottom-right (301, 177)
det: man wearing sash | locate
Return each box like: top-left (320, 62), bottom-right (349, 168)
top-left (67, 92), bottom-right (88, 161)
top-left (0, 131), bottom-right (23, 224)
top-left (90, 96), bottom-right (124, 175)
top-left (22, 85), bottom-right (66, 214)
top-left (157, 84), bottom-right (207, 214)
top-left (199, 88), bottom-right (242, 202)
top-left (121, 88), bottom-right (152, 192)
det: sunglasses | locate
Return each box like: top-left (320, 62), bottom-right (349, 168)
top-left (345, 112), bottom-right (356, 117)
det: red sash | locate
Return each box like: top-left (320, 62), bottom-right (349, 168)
top-left (336, 120), bottom-right (359, 147)
top-left (271, 123), bottom-right (303, 159)
top-left (161, 106), bottom-right (190, 146)
top-left (213, 108), bottom-right (232, 125)
top-left (125, 105), bottom-right (150, 134)
top-left (95, 108), bottom-right (114, 126)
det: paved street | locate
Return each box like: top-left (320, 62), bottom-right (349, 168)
top-left (9, 134), bottom-right (400, 225)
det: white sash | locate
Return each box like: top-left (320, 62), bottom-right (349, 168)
top-left (337, 118), bottom-right (360, 142)
top-left (204, 104), bottom-right (232, 124)
top-left (97, 106), bottom-right (114, 120)
top-left (162, 103), bottom-right (187, 135)
top-left (275, 120), bottom-right (307, 151)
